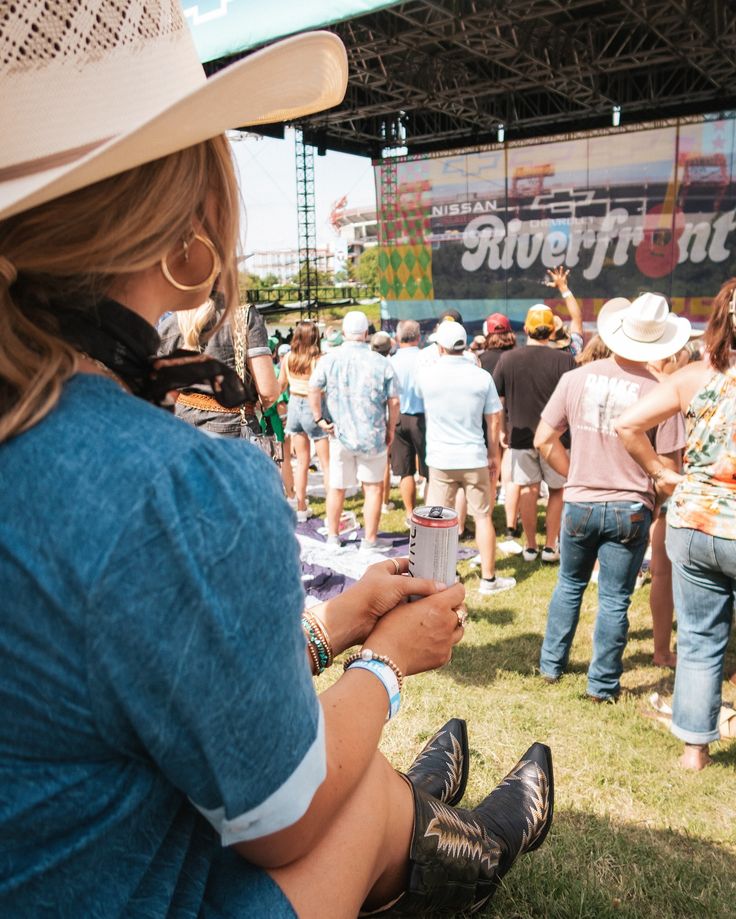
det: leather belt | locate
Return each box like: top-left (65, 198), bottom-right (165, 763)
top-left (177, 391), bottom-right (257, 416)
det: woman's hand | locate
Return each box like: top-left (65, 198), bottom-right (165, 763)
top-left (314, 557), bottom-right (448, 655)
top-left (361, 580), bottom-right (467, 677)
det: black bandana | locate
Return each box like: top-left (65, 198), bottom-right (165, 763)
top-left (39, 297), bottom-right (248, 408)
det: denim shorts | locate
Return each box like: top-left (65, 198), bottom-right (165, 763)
top-left (285, 395), bottom-right (328, 440)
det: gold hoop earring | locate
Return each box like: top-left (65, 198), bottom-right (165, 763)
top-left (160, 234), bottom-right (221, 292)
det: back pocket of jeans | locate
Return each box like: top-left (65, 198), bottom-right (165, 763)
top-left (564, 504), bottom-right (594, 538)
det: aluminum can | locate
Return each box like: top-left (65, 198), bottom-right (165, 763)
top-left (409, 505), bottom-right (459, 592)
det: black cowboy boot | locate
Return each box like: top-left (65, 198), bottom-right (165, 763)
top-left (404, 718), bottom-right (469, 806)
top-left (379, 742), bottom-right (554, 916)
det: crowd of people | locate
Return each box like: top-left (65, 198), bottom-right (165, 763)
top-left (248, 276), bottom-right (735, 774)
top-left (0, 2), bottom-right (733, 915)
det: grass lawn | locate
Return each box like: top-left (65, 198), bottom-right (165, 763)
top-left (311, 490), bottom-right (736, 918)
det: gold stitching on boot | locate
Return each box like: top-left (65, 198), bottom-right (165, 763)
top-left (410, 729), bottom-right (464, 802)
top-left (423, 799), bottom-right (501, 872)
top-left (496, 759), bottom-right (550, 855)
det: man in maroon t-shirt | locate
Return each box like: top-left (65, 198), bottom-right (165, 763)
top-left (534, 292), bottom-right (688, 702)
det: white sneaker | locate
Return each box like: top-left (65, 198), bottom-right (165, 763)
top-left (469, 553), bottom-right (481, 568)
top-left (325, 534), bottom-right (341, 547)
top-left (478, 575), bottom-right (517, 595)
top-left (296, 509), bottom-right (311, 523)
top-left (360, 538), bottom-right (391, 553)
top-left (498, 539), bottom-right (524, 556)
top-left (286, 496), bottom-right (298, 509)
top-left (381, 501), bottom-right (396, 513)
top-left (522, 547), bottom-right (539, 562)
top-left (541, 546), bottom-right (560, 563)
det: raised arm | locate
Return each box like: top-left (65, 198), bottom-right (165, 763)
top-left (546, 266), bottom-right (583, 340)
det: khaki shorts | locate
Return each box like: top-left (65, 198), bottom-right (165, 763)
top-left (510, 448), bottom-right (567, 489)
top-left (426, 467), bottom-right (492, 518)
top-left (330, 438), bottom-right (387, 489)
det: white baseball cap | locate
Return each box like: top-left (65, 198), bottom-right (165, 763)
top-left (435, 320), bottom-right (467, 352)
top-left (342, 310), bottom-right (369, 337)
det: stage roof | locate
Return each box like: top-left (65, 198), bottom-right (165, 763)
top-left (202, 0), bottom-right (736, 158)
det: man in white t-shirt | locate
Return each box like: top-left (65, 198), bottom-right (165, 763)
top-left (417, 321), bottom-right (516, 596)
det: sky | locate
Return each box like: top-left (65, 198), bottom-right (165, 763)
top-left (230, 129), bottom-right (377, 256)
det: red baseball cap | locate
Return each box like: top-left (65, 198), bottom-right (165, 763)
top-left (484, 312), bottom-right (512, 335)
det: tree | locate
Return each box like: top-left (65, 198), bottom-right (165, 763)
top-left (355, 246), bottom-right (379, 292)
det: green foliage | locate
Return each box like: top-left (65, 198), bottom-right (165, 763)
top-left (355, 246), bottom-right (380, 291)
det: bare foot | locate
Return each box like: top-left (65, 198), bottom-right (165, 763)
top-left (653, 651), bottom-right (677, 668)
top-left (680, 744), bottom-right (712, 771)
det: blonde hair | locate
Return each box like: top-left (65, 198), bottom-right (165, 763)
top-left (0, 135), bottom-right (239, 442)
top-left (176, 299), bottom-right (219, 351)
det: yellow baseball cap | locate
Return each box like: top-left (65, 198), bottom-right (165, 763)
top-left (525, 305), bottom-right (555, 334)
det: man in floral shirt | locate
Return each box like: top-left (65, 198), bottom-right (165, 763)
top-left (309, 311), bottom-right (399, 551)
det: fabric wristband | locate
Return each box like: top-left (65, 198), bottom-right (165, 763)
top-left (561, 289), bottom-right (573, 298)
top-left (345, 659), bottom-right (401, 721)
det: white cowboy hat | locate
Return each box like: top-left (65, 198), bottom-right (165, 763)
top-left (0, 1), bottom-right (348, 221)
top-left (597, 292), bottom-right (691, 361)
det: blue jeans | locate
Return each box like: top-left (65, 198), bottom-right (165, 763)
top-left (667, 525), bottom-right (736, 744)
top-left (540, 501), bottom-right (652, 699)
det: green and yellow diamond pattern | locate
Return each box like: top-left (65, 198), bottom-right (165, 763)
top-left (378, 244), bottom-right (434, 300)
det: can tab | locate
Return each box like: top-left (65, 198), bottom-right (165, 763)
top-left (428, 506), bottom-right (445, 519)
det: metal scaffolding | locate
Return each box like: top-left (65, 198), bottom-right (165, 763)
top-left (289, 0), bottom-right (736, 157)
top-left (295, 129), bottom-right (319, 318)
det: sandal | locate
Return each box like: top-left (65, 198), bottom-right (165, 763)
top-left (647, 693), bottom-right (736, 741)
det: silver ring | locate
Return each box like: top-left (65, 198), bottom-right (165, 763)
top-left (456, 609), bottom-right (467, 628)
top-left (390, 557), bottom-right (401, 575)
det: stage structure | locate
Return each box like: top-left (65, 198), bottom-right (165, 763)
top-left (375, 113), bottom-right (736, 333)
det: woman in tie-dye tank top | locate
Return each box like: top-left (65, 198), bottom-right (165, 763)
top-left (617, 278), bottom-right (736, 771)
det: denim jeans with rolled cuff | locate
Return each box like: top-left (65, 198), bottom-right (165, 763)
top-left (667, 524), bottom-right (736, 745)
top-left (540, 501), bottom-right (652, 699)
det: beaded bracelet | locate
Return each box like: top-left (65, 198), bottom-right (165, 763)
top-left (342, 648), bottom-right (404, 690)
top-left (302, 612), bottom-right (334, 675)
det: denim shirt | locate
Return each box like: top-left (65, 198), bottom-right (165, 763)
top-left (0, 376), bottom-right (322, 916)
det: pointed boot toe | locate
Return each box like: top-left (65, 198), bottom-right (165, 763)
top-left (404, 718), bottom-right (469, 806)
top-left (474, 741), bottom-right (554, 870)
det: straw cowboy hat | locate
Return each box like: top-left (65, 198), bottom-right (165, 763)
top-left (597, 292), bottom-right (691, 361)
top-left (0, 1), bottom-right (348, 221)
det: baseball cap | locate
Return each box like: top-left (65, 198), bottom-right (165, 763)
top-left (277, 343), bottom-right (291, 358)
top-left (342, 310), bottom-right (369, 337)
top-left (439, 308), bottom-right (463, 323)
top-left (525, 304), bottom-right (555, 334)
top-left (484, 312), bottom-right (512, 335)
top-left (435, 320), bottom-right (467, 352)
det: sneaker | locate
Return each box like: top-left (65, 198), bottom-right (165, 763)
top-left (286, 496), bottom-right (298, 509)
top-left (468, 553), bottom-right (481, 568)
top-left (498, 538), bottom-right (523, 556)
top-left (360, 538), bottom-right (391, 553)
top-left (541, 546), bottom-right (560, 563)
top-left (381, 501), bottom-right (396, 513)
top-left (325, 534), bottom-right (341, 547)
top-left (296, 509), bottom-right (311, 523)
top-left (478, 575), bottom-right (517, 595)
top-left (522, 547), bottom-right (539, 562)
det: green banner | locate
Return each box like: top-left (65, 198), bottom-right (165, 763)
top-left (184, 0), bottom-right (403, 62)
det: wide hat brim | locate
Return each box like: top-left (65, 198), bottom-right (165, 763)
top-left (597, 297), bottom-right (692, 362)
top-left (0, 31), bottom-right (347, 221)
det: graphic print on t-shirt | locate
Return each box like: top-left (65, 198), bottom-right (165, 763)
top-left (580, 373), bottom-right (640, 435)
